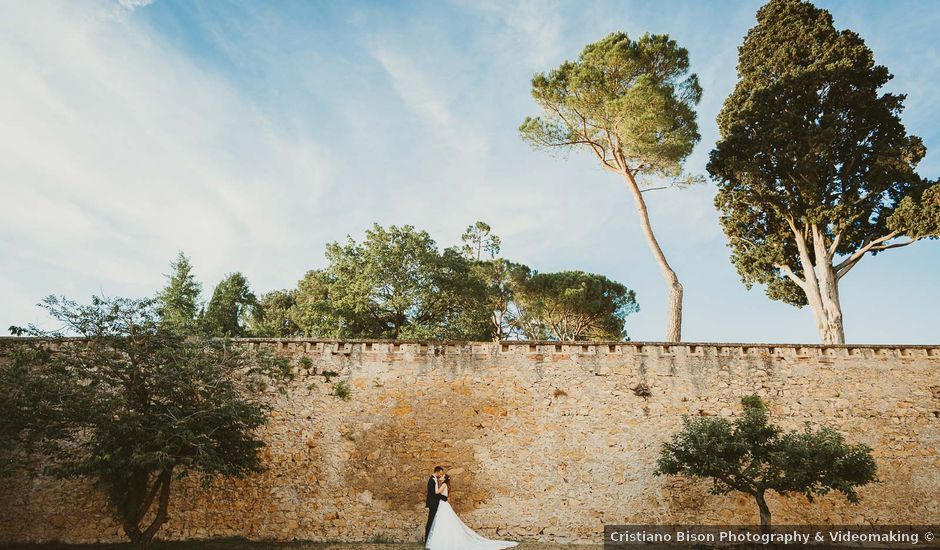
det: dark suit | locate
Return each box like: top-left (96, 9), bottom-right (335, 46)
top-left (424, 475), bottom-right (439, 543)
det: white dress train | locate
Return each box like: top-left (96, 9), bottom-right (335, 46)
top-left (425, 483), bottom-right (518, 550)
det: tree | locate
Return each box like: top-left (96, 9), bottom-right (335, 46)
top-left (3, 296), bottom-right (292, 546)
top-left (707, 0), bottom-right (940, 343)
top-left (323, 224), bottom-right (493, 340)
top-left (513, 270), bottom-right (638, 341)
top-left (248, 289), bottom-right (301, 337)
top-left (473, 258), bottom-right (531, 340)
top-left (201, 272), bottom-right (256, 337)
top-left (155, 252), bottom-right (201, 334)
top-left (655, 395), bottom-right (877, 530)
top-left (291, 269), bottom-right (350, 338)
top-left (461, 221), bottom-right (501, 260)
top-left (521, 32), bottom-right (702, 342)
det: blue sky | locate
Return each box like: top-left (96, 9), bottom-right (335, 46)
top-left (1, 0), bottom-right (938, 343)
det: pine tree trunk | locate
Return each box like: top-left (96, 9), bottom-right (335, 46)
top-left (622, 170), bottom-right (682, 342)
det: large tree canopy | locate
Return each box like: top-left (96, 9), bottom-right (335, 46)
top-left (707, 0), bottom-right (940, 343)
top-left (513, 271), bottom-right (639, 341)
top-left (521, 31), bottom-right (702, 342)
top-left (320, 224), bottom-right (493, 340)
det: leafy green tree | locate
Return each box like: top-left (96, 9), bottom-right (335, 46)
top-left (461, 221), bottom-right (501, 260)
top-left (324, 224), bottom-right (493, 340)
top-left (655, 395), bottom-right (877, 530)
top-left (291, 269), bottom-right (350, 338)
top-left (521, 32), bottom-right (702, 342)
top-left (155, 252), bottom-right (201, 334)
top-left (201, 272), bottom-right (256, 337)
top-left (248, 289), bottom-right (301, 337)
top-left (513, 270), bottom-right (638, 341)
top-left (707, 0), bottom-right (940, 343)
top-left (3, 296), bottom-right (292, 546)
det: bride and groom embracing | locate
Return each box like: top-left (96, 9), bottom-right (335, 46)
top-left (424, 466), bottom-right (518, 550)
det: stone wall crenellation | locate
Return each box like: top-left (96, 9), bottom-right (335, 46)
top-left (1, 338), bottom-right (938, 544)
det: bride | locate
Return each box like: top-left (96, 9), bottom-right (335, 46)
top-left (425, 474), bottom-right (518, 550)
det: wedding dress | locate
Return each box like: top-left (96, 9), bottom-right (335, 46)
top-left (425, 481), bottom-right (518, 550)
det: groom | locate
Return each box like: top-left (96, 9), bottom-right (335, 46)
top-left (424, 465), bottom-right (445, 543)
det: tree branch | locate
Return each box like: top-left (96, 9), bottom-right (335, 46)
top-left (833, 231), bottom-right (901, 278)
top-left (774, 263), bottom-right (806, 289)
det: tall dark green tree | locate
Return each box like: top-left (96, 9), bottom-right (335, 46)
top-left (708, 0), bottom-right (940, 343)
top-left (323, 224), bottom-right (492, 340)
top-left (201, 272), bottom-right (256, 337)
top-left (513, 270), bottom-right (638, 341)
top-left (3, 296), bottom-right (291, 546)
top-left (656, 395), bottom-right (877, 530)
top-left (521, 32), bottom-right (702, 342)
top-left (155, 252), bottom-right (201, 334)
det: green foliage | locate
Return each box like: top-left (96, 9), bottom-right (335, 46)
top-left (140, 223), bottom-right (641, 343)
top-left (291, 269), bottom-right (347, 338)
top-left (513, 270), bottom-right (638, 341)
top-left (201, 272), bottom-right (257, 337)
top-left (319, 224), bottom-right (493, 340)
top-left (888, 183), bottom-right (940, 240)
top-left (0, 344), bottom-right (62, 477)
top-left (708, 0), bottom-right (940, 308)
top-left (332, 381), bottom-right (351, 401)
top-left (471, 258), bottom-right (532, 340)
top-left (461, 221), bottom-right (501, 260)
top-left (248, 289), bottom-right (301, 337)
top-left (655, 395), bottom-right (877, 526)
top-left (520, 31), bottom-right (701, 182)
top-left (155, 252), bottom-right (202, 334)
top-left (298, 356), bottom-right (315, 373)
top-left (3, 295), bottom-right (291, 545)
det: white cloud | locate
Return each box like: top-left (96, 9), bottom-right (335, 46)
top-left (462, 0), bottom-right (564, 67)
top-left (371, 45), bottom-right (489, 157)
top-left (0, 0), bottom-right (331, 328)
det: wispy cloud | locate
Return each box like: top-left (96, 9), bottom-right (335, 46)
top-left (371, 45), bottom-right (489, 157)
top-left (461, 0), bottom-right (564, 67)
top-left (0, 0), bottom-right (331, 327)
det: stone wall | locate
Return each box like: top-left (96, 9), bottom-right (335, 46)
top-left (1, 340), bottom-right (938, 544)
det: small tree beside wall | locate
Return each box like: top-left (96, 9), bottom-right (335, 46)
top-left (655, 395), bottom-right (877, 530)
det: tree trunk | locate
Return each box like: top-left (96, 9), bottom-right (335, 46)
top-left (622, 170), bottom-right (682, 342)
top-left (809, 225), bottom-right (846, 344)
top-left (122, 467), bottom-right (173, 548)
top-left (791, 222), bottom-right (846, 344)
top-left (808, 267), bottom-right (845, 344)
top-left (754, 491), bottom-right (772, 533)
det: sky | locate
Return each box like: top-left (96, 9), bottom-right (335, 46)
top-left (1, 0), bottom-right (938, 344)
